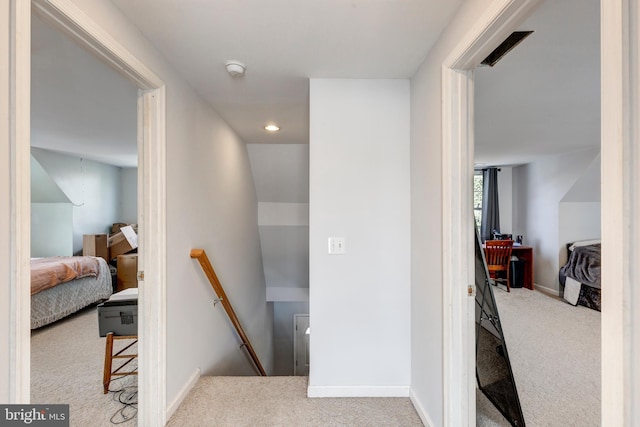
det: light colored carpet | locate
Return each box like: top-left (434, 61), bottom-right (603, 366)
top-left (477, 288), bottom-right (601, 426)
top-left (30, 288), bottom-right (599, 427)
top-left (31, 306), bottom-right (138, 427)
top-left (167, 376), bottom-right (423, 427)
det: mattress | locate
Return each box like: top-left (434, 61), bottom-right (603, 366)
top-left (31, 257), bottom-right (113, 329)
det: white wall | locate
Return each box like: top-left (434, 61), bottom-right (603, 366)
top-left (309, 79), bottom-right (410, 396)
top-left (31, 203), bottom-right (73, 257)
top-left (21, 0), bottom-right (272, 408)
top-left (31, 148), bottom-right (121, 253)
top-left (119, 167), bottom-right (137, 224)
top-left (410, 0), bottom-right (495, 424)
top-left (558, 202), bottom-right (601, 266)
top-left (30, 151), bottom-right (137, 255)
top-left (512, 148), bottom-right (600, 291)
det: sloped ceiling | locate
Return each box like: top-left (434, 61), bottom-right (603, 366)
top-left (30, 155), bottom-right (71, 203)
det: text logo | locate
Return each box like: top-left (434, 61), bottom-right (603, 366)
top-left (0, 405), bottom-right (68, 426)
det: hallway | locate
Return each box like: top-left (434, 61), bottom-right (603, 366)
top-left (166, 376), bottom-right (422, 426)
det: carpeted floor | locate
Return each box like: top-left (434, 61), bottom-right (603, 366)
top-left (477, 288), bottom-right (601, 426)
top-left (31, 306), bottom-right (138, 427)
top-left (30, 288), bottom-right (600, 427)
top-left (166, 376), bottom-right (423, 427)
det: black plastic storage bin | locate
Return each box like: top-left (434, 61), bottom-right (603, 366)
top-left (510, 259), bottom-right (526, 288)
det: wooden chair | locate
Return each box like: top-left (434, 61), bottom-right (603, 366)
top-left (484, 240), bottom-right (514, 292)
top-left (103, 332), bottom-right (138, 393)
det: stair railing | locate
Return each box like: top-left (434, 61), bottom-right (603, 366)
top-left (190, 248), bottom-right (267, 376)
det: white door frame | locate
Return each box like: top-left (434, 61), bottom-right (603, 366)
top-left (11, 1), bottom-right (167, 425)
top-left (293, 314), bottom-right (310, 376)
top-left (441, 0), bottom-right (638, 426)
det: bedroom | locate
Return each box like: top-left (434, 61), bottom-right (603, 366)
top-left (30, 11), bottom-right (140, 424)
top-left (473, 0), bottom-right (601, 425)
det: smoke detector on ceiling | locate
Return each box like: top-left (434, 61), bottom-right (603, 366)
top-left (225, 60), bottom-right (246, 77)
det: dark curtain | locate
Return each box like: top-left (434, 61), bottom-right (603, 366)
top-left (481, 167), bottom-right (500, 242)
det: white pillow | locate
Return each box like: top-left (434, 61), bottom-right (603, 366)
top-left (568, 239), bottom-right (601, 252)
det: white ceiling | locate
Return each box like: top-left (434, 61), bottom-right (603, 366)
top-left (32, 0), bottom-right (601, 172)
top-left (474, 0), bottom-right (600, 167)
top-left (31, 13), bottom-right (138, 167)
top-left (110, 0), bottom-right (465, 146)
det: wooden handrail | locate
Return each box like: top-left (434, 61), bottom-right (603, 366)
top-left (190, 249), bottom-right (267, 376)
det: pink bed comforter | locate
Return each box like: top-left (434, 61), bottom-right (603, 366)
top-left (31, 256), bottom-right (100, 295)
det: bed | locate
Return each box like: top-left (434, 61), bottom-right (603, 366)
top-left (559, 239), bottom-right (601, 311)
top-left (31, 256), bottom-right (113, 329)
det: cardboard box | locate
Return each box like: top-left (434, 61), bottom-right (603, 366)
top-left (82, 234), bottom-right (108, 262)
top-left (108, 225), bottom-right (138, 260)
top-left (98, 289), bottom-right (138, 336)
top-left (111, 223), bottom-right (128, 234)
top-left (116, 254), bottom-right (138, 291)
top-left (112, 223), bottom-right (138, 234)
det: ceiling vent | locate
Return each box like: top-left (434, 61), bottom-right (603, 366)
top-left (480, 31), bottom-right (534, 67)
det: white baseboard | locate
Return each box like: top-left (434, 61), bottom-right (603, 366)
top-left (307, 385), bottom-right (410, 398)
top-left (166, 368), bottom-right (201, 421)
top-left (534, 283), bottom-right (561, 296)
top-left (409, 388), bottom-right (435, 427)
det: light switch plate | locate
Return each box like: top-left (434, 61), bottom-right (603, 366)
top-left (328, 237), bottom-right (346, 254)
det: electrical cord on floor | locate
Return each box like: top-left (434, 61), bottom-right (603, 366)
top-left (108, 369), bottom-right (138, 424)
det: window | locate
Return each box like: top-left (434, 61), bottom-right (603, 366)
top-left (473, 171), bottom-right (483, 229)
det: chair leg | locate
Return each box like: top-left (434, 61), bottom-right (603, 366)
top-left (103, 332), bottom-right (114, 394)
top-left (506, 267), bottom-right (511, 292)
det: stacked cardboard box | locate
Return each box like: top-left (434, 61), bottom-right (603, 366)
top-left (116, 254), bottom-right (138, 291)
top-left (108, 225), bottom-right (138, 260)
top-left (82, 234), bottom-right (109, 262)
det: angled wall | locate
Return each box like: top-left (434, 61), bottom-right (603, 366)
top-left (33, 0), bottom-right (273, 411)
top-left (512, 148), bottom-right (600, 292)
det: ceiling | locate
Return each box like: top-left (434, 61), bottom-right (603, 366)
top-left (474, 0), bottom-right (600, 167)
top-left (110, 0), bottom-right (465, 146)
top-left (31, 13), bottom-right (138, 167)
top-left (31, 0), bottom-right (601, 172)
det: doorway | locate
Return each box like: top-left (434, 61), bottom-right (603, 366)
top-left (473, 0), bottom-right (601, 423)
top-left (293, 314), bottom-right (310, 376)
top-left (8, 1), bottom-right (167, 425)
top-left (441, 0), bottom-right (632, 425)
top-left (30, 10), bottom-right (139, 424)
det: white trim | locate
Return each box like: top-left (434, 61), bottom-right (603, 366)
top-left (601, 0), bottom-right (638, 424)
top-left (9, 0), bottom-right (32, 404)
top-left (307, 385), bottom-right (410, 398)
top-left (532, 284), bottom-right (560, 297)
top-left (165, 368), bottom-right (201, 422)
top-left (440, 1), bottom-right (543, 426)
top-left (19, 1), bottom-right (167, 426)
top-left (292, 313), bottom-right (309, 376)
top-left (137, 86), bottom-right (167, 427)
top-left (266, 287), bottom-right (309, 302)
top-left (31, 1), bottom-right (162, 89)
top-left (409, 389), bottom-right (436, 427)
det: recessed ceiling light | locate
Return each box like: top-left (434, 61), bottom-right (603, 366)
top-left (264, 124), bottom-right (280, 132)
